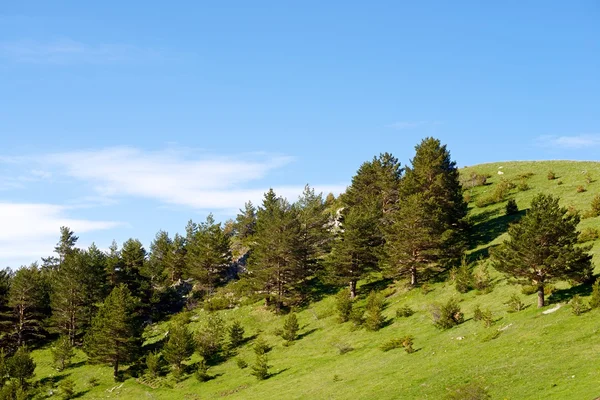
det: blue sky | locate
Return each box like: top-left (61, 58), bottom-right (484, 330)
top-left (1, 1), bottom-right (599, 267)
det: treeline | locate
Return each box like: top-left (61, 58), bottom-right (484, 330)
top-left (2, 137), bottom-right (593, 395)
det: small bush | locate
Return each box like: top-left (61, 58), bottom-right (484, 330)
top-left (87, 377), bottom-right (99, 388)
top-left (571, 295), bottom-right (586, 316)
top-left (396, 305), bottom-right (415, 318)
top-left (482, 330), bottom-right (502, 342)
top-left (145, 351), bottom-right (164, 378)
top-left (334, 342), bottom-right (354, 355)
top-left (336, 288), bottom-right (354, 323)
top-left (505, 199), bottom-right (518, 215)
top-left (253, 337), bottom-right (271, 355)
top-left (578, 228), bottom-right (600, 243)
top-left (585, 172), bottom-right (594, 184)
top-left (445, 382), bottom-right (491, 400)
top-left (455, 257), bottom-right (473, 294)
top-left (547, 170), bottom-right (556, 180)
top-left (51, 336), bottom-right (74, 372)
top-left (473, 305), bottom-right (493, 327)
top-left (380, 336), bottom-right (414, 353)
top-left (228, 320), bottom-right (245, 349)
top-left (250, 354), bottom-right (270, 380)
top-left (589, 279), bottom-right (600, 309)
top-left (236, 358), bottom-right (248, 369)
top-left (590, 194), bottom-right (600, 217)
top-left (577, 185), bottom-right (586, 193)
top-left (203, 296), bottom-right (231, 312)
top-left (463, 192), bottom-right (471, 203)
top-left (380, 338), bottom-right (403, 352)
top-left (420, 283), bottom-right (433, 295)
top-left (195, 360), bottom-right (211, 382)
top-left (349, 308), bottom-right (364, 327)
top-left (281, 313), bottom-right (300, 343)
top-left (58, 379), bottom-right (75, 400)
top-left (506, 293), bottom-right (525, 312)
top-left (364, 291), bottom-right (386, 331)
top-left (557, 179), bottom-right (563, 185)
top-left (517, 180), bottom-right (529, 191)
top-left (461, 172), bottom-right (489, 189)
top-left (431, 298), bottom-right (464, 330)
top-left (473, 263), bottom-right (493, 293)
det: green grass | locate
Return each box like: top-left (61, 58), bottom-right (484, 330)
top-left (29, 160), bottom-right (600, 399)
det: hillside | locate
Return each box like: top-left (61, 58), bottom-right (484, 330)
top-left (29, 160), bottom-right (600, 400)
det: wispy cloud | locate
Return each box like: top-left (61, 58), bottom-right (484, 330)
top-left (537, 134), bottom-right (600, 149)
top-left (4, 147), bottom-right (346, 211)
top-left (0, 202), bottom-right (121, 266)
top-left (386, 121), bottom-right (442, 130)
top-left (0, 38), bottom-right (159, 64)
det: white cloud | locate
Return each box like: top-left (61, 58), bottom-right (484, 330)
top-left (34, 147), bottom-right (345, 210)
top-left (538, 134), bottom-right (600, 149)
top-left (0, 202), bottom-right (121, 267)
top-left (0, 38), bottom-right (158, 64)
top-left (386, 121), bottom-right (442, 130)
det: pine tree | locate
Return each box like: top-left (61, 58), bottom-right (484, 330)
top-left (247, 189), bottom-right (301, 309)
top-left (492, 194), bottom-right (593, 307)
top-left (81, 244), bottom-right (109, 326)
top-left (8, 264), bottom-right (49, 346)
top-left (54, 227), bottom-right (79, 264)
top-left (335, 288), bottom-right (353, 322)
top-left (383, 193), bottom-right (442, 286)
top-left (195, 313), bottom-right (225, 364)
top-left (83, 285), bottom-right (141, 379)
top-left (186, 214), bottom-right (232, 295)
top-left (51, 336), bottom-right (74, 371)
top-left (162, 321), bottom-right (195, 374)
top-left (227, 320), bottom-right (245, 349)
top-left (119, 239), bottom-right (152, 318)
top-left (8, 347), bottom-right (35, 388)
top-left (399, 137), bottom-right (468, 267)
top-left (364, 291), bottom-right (386, 331)
top-left (0, 268), bottom-right (13, 349)
top-left (294, 185), bottom-right (331, 289)
top-left (327, 205), bottom-right (379, 298)
top-left (281, 313), bottom-right (299, 343)
top-left (147, 230), bottom-right (173, 286)
top-left (235, 201), bottom-right (257, 243)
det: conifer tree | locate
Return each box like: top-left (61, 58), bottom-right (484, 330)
top-left (51, 336), bottom-right (74, 371)
top-left (8, 265), bottom-right (49, 346)
top-left (148, 230), bottom-right (173, 286)
top-left (327, 205), bottom-right (379, 298)
top-left (8, 347), bottom-right (35, 388)
top-left (195, 313), bottom-right (225, 364)
top-left (398, 137), bottom-right (468, 266)
top-left (186, 215), bottom-right (232, 294)
top-left (247, 189), bottom-right (301, 309)
top-left (492, 194), bottom-right (593, 307)
top-left (119, 239), bottom-right (152, 318)
top-left (235, 201), bottom-right (257, 243)
top-left (227, 320), bottom-right (245, 349)
top-left (81, 244), bottom-right (109, 325)
top-left (0, 268), bottom-right (13, 349)
top-left (281, 313), bottom-right (299, 343)
top-left (83, 284), bottom-right (141, 379)
top-left (162, 321), bottom-right (195, 374)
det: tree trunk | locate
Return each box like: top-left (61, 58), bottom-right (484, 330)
top-left (537, 284), bottom-right (545, 308)
top-left (410, 267), bottom-right (417, 287)
top-left (113, 358), bottom-right (119, 380)
top-left (349, 280), bottom-right (357, 299)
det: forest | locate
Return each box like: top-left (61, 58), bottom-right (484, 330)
top-left (0, 137), bottom-right (599, 400)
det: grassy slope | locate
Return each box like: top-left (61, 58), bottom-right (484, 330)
top-left (30, 161), bottom-right (600, 400)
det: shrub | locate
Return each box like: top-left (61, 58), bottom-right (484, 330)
top-left (145, 351), bottom-right (165, 378)
top-left (195, 360), bottom-right (211, 382)
top-left (196, 313), bottom-right (225, 364)
top-left (431, 298), bottom-right (464, 330)
top-left (557, 179), bottom-right (563, 185)
top-left (461, 172), bottom-right (489, 189)
top-left (396, 305), bottom-right (415, 318)
top-left (51, 336), bottom-right (74, 372)
top-left (203, 296), bottom-right (231, 312)
top-left (547, 170), bottom-right (556, 180)
top-left (585, 172), bottom-right (594, 184)
top-left (455, 257), bottom-right (473, 294)
top-left (87, 377), bottom-right (99, 387)
top-left (473, 304), bottom-right (483, 321)
top-left (589, 279), bottom-right (600, 309)
top-left (518, 172), bottom-right (534, 179)
top-left (228, 320), bottom-right (245, 349)
top-left (364, 291), bottom-right (386, 331)
top-left (482, 330), bottom-right (502, 342)
top-left (578, 228), bottom-right (600, 243)
top-left (420, 283), bottom-right (434, 295)
top-left (506, 293), bottom-right (525, 312)
top-left (380, 338), bottom-right (403, 352)
top-left (251, 354), bottom-right (270, 380)
top-left (473, 263), bottom-right (493, 293)
top-left (58, 379), bottom-right (75, 400)
top-left (517, 180), bottom-right (529, 191)
top-left (253, 337), bottom-right (271, 356)
top-left (334, 342), bottom-right (354, 355)
top-left (505, 199), bottom-right (518, 215)
top-left (591, 194), bottom-right (600, 217)
top-left (472, 305), bottom-right (493, 327)
top-left (445, 382), bottom-right (491, 400)
top-left (236, 358), bottom-right (248, 369)
top-left (521, 285), bottom-right (537, 295)
top-left (577, 185), bottom-right (586, 193)
top-left (335, 289), bottom-right (353, 323)
top-left (281, 313), bottom-right (300, 343)
top-left (570, 295), bottom-right (586, 316)
top-left (463, 192), bottom-right (471, 203)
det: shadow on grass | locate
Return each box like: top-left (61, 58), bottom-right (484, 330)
top-left (38, 373), bottom-right (69, 387)
top-left (548, 281), bottom-right (594, 304)
top-left (68, 361), bottom-right (86, 369)
top-left (268, 368), bottom-right (289, 378)
top-left (359, 278), bottom-right (394, 296)
top-left (303, 277), bottom-right (339, 303)
top-left (70, 390), bottom-right (90, 399)
top-left (469, 210), bottom-right (526, 249)
top-left (296, 328), bottom-right (318, 341)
